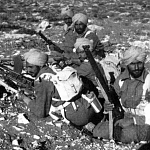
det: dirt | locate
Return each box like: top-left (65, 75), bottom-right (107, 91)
top-left (0, 0), bottom-right (150, 149)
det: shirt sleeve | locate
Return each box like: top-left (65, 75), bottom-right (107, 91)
top-left (75, 63), bottom-right (91, 76)
top-left (133, 115), bottom-right (145, 125)
top-left (113, 76), bottom-right (122, 98)
top-left (85, 32), bottom-right (99, 49)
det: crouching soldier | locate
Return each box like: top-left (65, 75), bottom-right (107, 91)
top-left (21, 49), bottom-right (104, 131)
top-left (19, 48), bottom-right (56, 118)
top-left (40, 66), bottom-right (104, 130)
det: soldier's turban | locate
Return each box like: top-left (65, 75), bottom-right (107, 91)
top-left (72, 13), bottom-right (88, 25)
top-left (74, 38), bottom-right (93, 52)
top-left (24, 49), bottom-right (48, 66)
top-left (121, 46), bottom-right (147, 66)
top-left (61, 6), bottom-right (74, 17)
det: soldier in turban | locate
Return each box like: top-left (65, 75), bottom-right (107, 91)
top-left (74, 38), bottom-right (107, 89)
top-left (57, 6), bottom-right (79, 62)
top-left (93, 46), bottom-right (150, 143)
top-left (23, 50), bottom-right (104, 129)
top-left (61, 6), bottom-right (74, 31)
top-left (121, 46), bottom-right (147, 78)
top-left (20, 49), bottom-right (56, 118)
top-left (72, 13), bottom-right (105, 59)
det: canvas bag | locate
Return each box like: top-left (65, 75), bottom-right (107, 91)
top-left (39, 66), bottom-right (83, 101)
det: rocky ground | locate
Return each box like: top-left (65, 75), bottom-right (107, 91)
top-left (0, 0), bottom-right (150, 149)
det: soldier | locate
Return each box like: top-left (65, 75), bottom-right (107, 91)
top-left (59, 6), bottom-right (79, 62)
top-left (61, 5), bottom-right (74, 32)
top-left (93, 46), bottom-right (150, 143)
top-left (72, 13), bottom-right (105, 59)
top-left (20, 49), bottom-right (103, 129)
top-left (74, 38), bottom-right (107, 87)
top-left (20, 49), bottom-right (56, 118)
top-left (74, 38), bottom-right (120, 91)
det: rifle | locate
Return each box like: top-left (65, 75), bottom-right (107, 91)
top-left (38, 31), bottom-right (64, 54)
top-left (0, 23), bottom-right (64, 54)
top-left (82, 45), bottom-right (124, 139)
top-left (37, 31), bottom-right (82, 68)
top-left (0, 79), bottom-right (18, 94)
top-left (0, 64), bottom-right (34, 92)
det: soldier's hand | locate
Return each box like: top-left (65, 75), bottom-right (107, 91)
top-left (86, 91), bottom-right (95, 99)
top-left (104, 102), bottom-right (114, 112)
top-left (39, 73), bottom-right (52, 81)
top-left (65, 59), bottom-right (72, 65)
top-left (22, 95), bottom-right (31, 105)
top-left (19, 88), bottom-right (33, 96)
top-left (18, 93), bottom-right (31, 105)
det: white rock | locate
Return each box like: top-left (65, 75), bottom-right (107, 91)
top-left (33, 135), bottom-right (40, 139)
top-left (12, 139), bottom-right (19, 145)
top-left (88, 24), bottom-right (103, 32)
top-left (12, 126), bottom-right (23, 131)
top-left (130, 40), bottom-right (150, 50)
top-left (3, 33), bottom-right (30, 39)
top-left (17, 113), bottom-right (29, 124)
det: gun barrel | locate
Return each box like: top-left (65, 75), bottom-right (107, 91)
top-left (38, 31), bottom-right (64, 54)
top-left (83, 45), bottom-right (110, 96)
top-left (82, 45), bottom-right (124, 121)
top-left (0, 58), bottom-right (13, 61)
top-left (0, 79), bottom-right (18, 94)
top-left (0, 64), bottom-right (34, 90)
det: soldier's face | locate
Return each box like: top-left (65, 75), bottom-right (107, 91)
top-left (63, 16), bottom-right (72, 26)
top-left (74, 21), bottom-right (87, 34)
top-left (76, 48), bottom-right (86, 61)
top-left (127, 60), bottom-right (145, 78)
top-left (26, 62), bottom-right (40, 77)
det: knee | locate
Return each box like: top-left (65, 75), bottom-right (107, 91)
top-left (120, 125), bottom-right (138, 143)
top-left (93, 121), bottom-right (109, 139)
